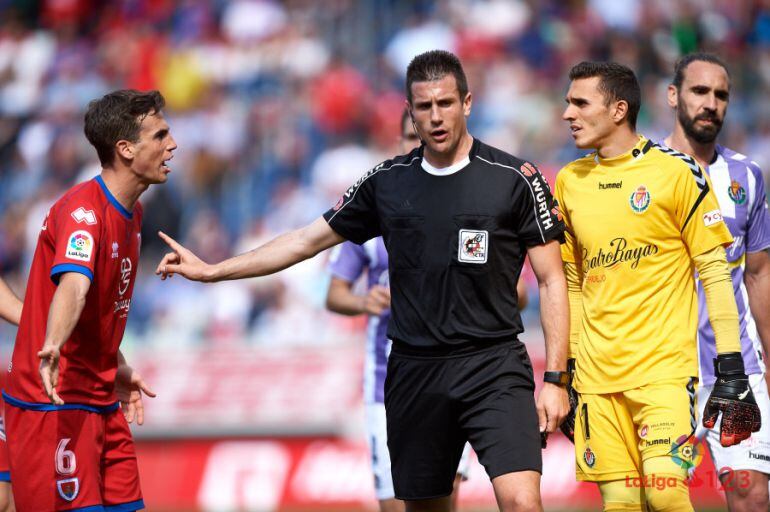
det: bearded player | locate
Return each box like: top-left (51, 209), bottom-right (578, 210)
top-left (4, 90), bottom-right (176, 511)
top-left (664, 52), bottom-right (770, 512)
top-left (556, 61), bottom-right (759, 511)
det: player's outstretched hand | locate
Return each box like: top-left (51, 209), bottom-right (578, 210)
top-left (116, 363), bottom-right (157, 426)
top-left (363, 285), bottom-right (391, 315)
top-left (156, 231), bottom-right (211, 282)
top-left (38, 343), bottom-right (63, 405)
top-left (703, 353), bottom-right (761, 447)
top-left (536, 380), bottom-right (570, 442)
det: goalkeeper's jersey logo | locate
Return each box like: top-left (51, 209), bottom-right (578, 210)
top-left (629, 185), bottom-right (651, 213)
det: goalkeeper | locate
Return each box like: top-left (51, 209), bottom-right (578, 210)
top-left (555, 61), bottom-right (760, 512)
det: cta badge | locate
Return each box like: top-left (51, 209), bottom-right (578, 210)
top-left (458, 229), bottom-right (488, 264)
top-left (66, 231), bottom-right (94, 262)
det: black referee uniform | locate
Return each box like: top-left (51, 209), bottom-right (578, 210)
top-left (323, 138), bottom-right (564, 500)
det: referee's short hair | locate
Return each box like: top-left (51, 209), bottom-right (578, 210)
top-left (568, 61), bottom-right (641, 129)
top-left (406, 50), bottom-right (469, 104)
top-left (672, 52), bottom-right (730, 90)
top-left (84, 89), bottom-right (166, 167)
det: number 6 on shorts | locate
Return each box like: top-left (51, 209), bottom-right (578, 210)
top-left (56, 438), bottom-right (76, 476)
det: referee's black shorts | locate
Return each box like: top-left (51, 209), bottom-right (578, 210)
top-left (384, 340), bottom-right (542, 500)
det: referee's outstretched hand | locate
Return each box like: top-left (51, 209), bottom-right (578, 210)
top-left (156, 231), bottom-right (211, 282)
top-left (536, 382), bottom-right (570, 439)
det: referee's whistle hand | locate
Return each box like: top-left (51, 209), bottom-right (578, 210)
top-left (536, 383), bottom-right (570, 435)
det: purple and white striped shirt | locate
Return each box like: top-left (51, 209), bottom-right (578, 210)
top-left (698, 145), bottom-right (770, 385)
top-left (328, 238), bottom-right (390, 403)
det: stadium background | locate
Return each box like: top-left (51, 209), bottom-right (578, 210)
top-left (0, 0), bottom-right (768, 510)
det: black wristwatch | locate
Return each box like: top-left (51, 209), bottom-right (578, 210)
top-left (544, 371), bottom-right (570, 386)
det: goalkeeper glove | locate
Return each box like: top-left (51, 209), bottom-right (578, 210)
top-left (703, 352), bottom-right (761, 447)
top-left (559, 358), bottom-right (578, 443)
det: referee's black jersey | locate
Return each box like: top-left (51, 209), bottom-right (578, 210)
top-left (323, 138), bottom-right (565, 348)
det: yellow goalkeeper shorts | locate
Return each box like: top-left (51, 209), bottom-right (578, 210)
top-left (574, 377), bottom-right (701, 482)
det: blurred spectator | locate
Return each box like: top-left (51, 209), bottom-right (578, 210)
top-left (0, 0), bottom-right (768, 356)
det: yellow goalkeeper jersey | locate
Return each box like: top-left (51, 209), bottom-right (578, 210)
top-left (555, 136), bottom-right (733, 394)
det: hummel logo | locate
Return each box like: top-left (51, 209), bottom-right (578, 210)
top-left (738, 388), bottom-right (750, 400)
top-left (400, 199), bottom-right (413, 210)
top-left (71, 207), bottom-right (97, 225)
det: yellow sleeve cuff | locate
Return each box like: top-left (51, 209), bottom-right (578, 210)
top-left (693, 246), bottom-right (741, 354)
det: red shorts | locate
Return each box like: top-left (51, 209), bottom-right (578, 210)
top-left (4, 402), bottom-right (143, 511)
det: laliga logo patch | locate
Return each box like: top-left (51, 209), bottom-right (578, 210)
top-left (65, 231), bottom-right (94, 262)
top-left (728, 180), bottom-right (747, 205)
top-left (458, 229), bottom-right (488, 264)
top-left (640, 424), bottom-right (649, 438)
top-left (629, 185), bottom-right (651, 214)
top-left (583, 446), bottom-right (596, 468)
top-left (57, 477), bottom-right (79, 501)
top-left (702, 209), bottom-right (723, 227)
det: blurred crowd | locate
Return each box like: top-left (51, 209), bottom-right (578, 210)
top-left (0, 0), bottom-right (769, 353)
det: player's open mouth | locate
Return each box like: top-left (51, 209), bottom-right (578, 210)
top-left (161, 156), bottom-right (173, 173)
top-left (570, 125), bottom-right (581, 137)
top-left (431, 129), bottom-right (448, 142)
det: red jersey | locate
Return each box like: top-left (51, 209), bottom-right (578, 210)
top-left (6, 176), bottom-right (142, 410)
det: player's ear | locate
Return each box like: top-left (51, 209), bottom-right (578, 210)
top-left (612, 99), bottom-right (628, 125)
top-left (667, 84), bottom-right (678, 109)
top-left (463, 91), bottom-right (472, 117)
top-left (404, 99), bottom-right (414, 122)
top-left (115, 140), bottom-right (134, 161)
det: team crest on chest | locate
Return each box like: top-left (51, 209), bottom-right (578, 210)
top-left (629, 185), bottom-right (651, 214)
top-left (728, 180), bottom-right (747, 205)
top-left (458, 229), bottom-right (488, 264)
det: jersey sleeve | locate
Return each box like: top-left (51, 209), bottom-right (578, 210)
top-left (328, 241), bottom-right (368, 283)
top-left (554, 169), bottom-right (580, 264)
top-left (322, 165), bottom-right (382, 245)
top-left (512, 161), bottom-right (565, 247)
top-left (674, 158), bottom-right (733, 257)
top-left (746, 161), bottom-right (770, 253)
top-left (50, 202), bottom-right (101, 284)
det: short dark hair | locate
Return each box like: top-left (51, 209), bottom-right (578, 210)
top-left (405, 50), bottom-right (469, 104)
top-left (672, 52), bottom-right (730, 90)
top-left (568, 61), bottom-right (641, 129)
top-left (84, 90), bottom-right (166, 167)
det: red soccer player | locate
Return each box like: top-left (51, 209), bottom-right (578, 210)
top-left (3, 90), bottom-right (176, 511)
top-left (0, 276), bottom-right (22, 512)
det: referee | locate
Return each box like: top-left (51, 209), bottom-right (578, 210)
top-left (156, 50), bottom-right (570, 512)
